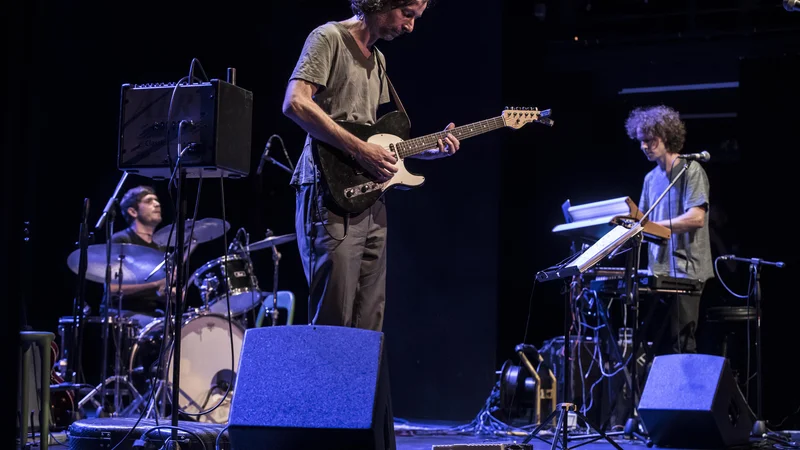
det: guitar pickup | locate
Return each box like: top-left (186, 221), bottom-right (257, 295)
top-left (344, 181), bottom-right (381, 198)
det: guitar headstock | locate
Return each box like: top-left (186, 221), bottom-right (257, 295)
top-left (502, 107), bottom-right (554, 129)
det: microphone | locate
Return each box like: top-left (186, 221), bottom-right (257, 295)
top-left (720, 255), bottom-right (785, 268)
top-left (785, 0), bottom-right (800, 11)
top-left (677, 150), bottom-right (711, 162)
top-left (256, 139), bottom-right (272, 176)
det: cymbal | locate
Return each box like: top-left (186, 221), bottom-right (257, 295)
top-left (67, 243), bottom-right (166, 285)
top-left (247, 233), bottom-right (297, 252)
top-left (153, 218), bottom-right (231, 247)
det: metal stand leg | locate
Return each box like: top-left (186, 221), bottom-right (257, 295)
top-left (750, 262), bottom-right (767, 437)
top-left (522, 282), bottom-right (624, 450)
top-left (76, 375), bottom-right (144, 417)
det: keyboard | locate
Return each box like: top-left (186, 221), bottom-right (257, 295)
top-left (588, 270), bottom-right (702, 295)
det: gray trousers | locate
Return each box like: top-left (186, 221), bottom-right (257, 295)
top-left (295, 184), bottom-right (388, 331)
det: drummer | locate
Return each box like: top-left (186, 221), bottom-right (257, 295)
top-left (109, 186), bottom-right (168, 327)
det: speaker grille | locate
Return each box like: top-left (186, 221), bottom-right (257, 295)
top-left (230, 325), bottom-right (383, 429)
top-left (228, 325), bottom-right (395, 450)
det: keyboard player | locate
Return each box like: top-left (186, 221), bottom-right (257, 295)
top-left (625, 105), bottom-right (713, 355)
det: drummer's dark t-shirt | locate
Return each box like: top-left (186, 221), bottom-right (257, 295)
top-left (110, 227), bottom-right (164, 314)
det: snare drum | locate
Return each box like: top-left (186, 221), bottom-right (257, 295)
top-left (190, 254), bottom-right (262, 317)
top-left (128, 312), bottom-right (245, 422)
top-left (57, 316), bottom-right (138, 386)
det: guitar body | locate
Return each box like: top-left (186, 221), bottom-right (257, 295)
top-left (312, 111), bottom-right (424, 215)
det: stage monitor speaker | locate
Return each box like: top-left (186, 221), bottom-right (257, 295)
top-left (117, 79), bottom-right (253, 179)
top-left (638, 354), bottom-right (754, 449)
top-left (228, 325), bottom-right (395, 450)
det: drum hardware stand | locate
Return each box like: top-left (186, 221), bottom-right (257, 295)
top-left (266, 229), bottom-right (281, 326)
top-left (199, 277), bottom-right (219, 312)
top-left (77, 255), bottom-right (144, 417)
top-left (65, 198), bottom-right (92, 390)
top-left (230, 227), bottom-right (262, 319)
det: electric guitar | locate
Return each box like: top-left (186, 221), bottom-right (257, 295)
top-left (311, 107), bottom-right (553, 215)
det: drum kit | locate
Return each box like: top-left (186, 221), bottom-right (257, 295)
top-left (56, 218), bottom-right (296, 424)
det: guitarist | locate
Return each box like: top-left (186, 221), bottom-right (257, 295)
top-left (282, 0), bottom-right (460, 331)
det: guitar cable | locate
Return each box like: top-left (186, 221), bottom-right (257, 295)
top-left (311, 171), bottom-right (349, 243)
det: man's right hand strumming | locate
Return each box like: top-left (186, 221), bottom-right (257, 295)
top-left (353, 142), bottom-right (398, 182)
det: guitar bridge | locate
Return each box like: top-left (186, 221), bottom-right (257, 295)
top-left (344, 181), bottom-right (384, 199)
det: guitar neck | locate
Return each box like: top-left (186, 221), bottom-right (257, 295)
top-left (394, 116), bottom-right (506, 158)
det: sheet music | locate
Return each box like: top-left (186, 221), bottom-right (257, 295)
top-left (568, 224), bottom-right (642, 273)
top-left (568, 196), bottom-right (633, 222)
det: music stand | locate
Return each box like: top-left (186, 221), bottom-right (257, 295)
top-left (524, 224), bottom-right (644, 450)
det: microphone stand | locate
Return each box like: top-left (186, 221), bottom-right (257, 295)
top-left (268, 229), bottom-right (281, 326)
top-left (96, 172), bottom-right (128, 231)
top-left (67, 198), bottom-right (92, 385)
top-left (721, 255), bottom-right (785, 437)
top-left (93, 171), bottom-right (128, 415)
top-left (751, 261), bottom-right (766, 437)
top-left (169, 147), bottom-right (190, 448)
top-left (263, 156), bottom-right (293, 175)
top-left (619, 160), bottom-right (694, 443)
top-left (99, 206), bottom-right (116, 415)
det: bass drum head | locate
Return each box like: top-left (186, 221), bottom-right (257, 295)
top-left (170, 313), bottom-right (244, 422)
top-left (129, 313), bottom-right (245, 423)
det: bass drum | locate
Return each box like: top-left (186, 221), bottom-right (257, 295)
top-left (129, 312), bottom-right (244, 423)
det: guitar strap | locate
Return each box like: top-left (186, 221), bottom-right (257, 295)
top-left (375, 47), bottom-right (410, 129)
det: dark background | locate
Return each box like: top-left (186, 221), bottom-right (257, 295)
top-left (5, 0), bottom-right (800, 443)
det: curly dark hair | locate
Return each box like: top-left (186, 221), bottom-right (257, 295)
top-left (119, 185), bottom-right (156, 225)
top-left (624, 105), bottom-right (686, 154)
top-left (350, 0), bottom-right (433, 17)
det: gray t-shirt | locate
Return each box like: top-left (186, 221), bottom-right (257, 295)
top-left (639, 160), bottom-right (714, 282)
top-left (288, 22), bottom-right (391, 186)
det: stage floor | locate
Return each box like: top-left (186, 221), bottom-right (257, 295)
top-left (39, 421), bottom-right (800, 450)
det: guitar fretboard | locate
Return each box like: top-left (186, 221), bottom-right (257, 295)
top-left (395, 117), bottom-right (506, 159)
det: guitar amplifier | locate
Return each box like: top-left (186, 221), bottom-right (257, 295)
top-left (117, 79), bottom-right (253, 179)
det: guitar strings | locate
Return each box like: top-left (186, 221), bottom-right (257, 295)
top-left (396, 116), bottom-right (507, 158)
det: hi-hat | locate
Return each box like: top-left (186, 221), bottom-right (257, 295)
top-left (247, 233), bottom-right (297, 252)
top-left (153, 218), bottom-right (231, 247)
top-left (67, 243), bottom-right (166, 285)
